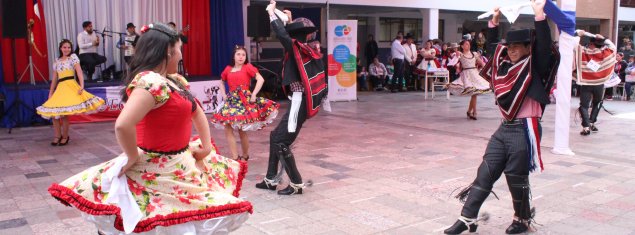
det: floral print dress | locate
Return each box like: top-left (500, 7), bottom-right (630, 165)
top-left (48, 71), bottom-right (252, 234)
top-left (210, 64), bottom-right (279, 131)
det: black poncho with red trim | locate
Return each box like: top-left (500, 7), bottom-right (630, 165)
top-left (480, 42), bottom-right (559, 121)
top-left (290, 39), bottom-right (327, 118)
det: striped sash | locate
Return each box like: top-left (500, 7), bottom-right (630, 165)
top-left (522, 117), bottom-right (543, 173)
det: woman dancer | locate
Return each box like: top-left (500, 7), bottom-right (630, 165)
top-left (211, 46), bottom-right (279, 161)
top-left (48, 23), bottom-right (252, 234)
top-left (36, 39), bottom-right (105, 146)
top-left (446, 40), bottom-right (491, 120)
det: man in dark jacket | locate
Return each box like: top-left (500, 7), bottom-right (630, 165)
top-left (365, 34), bottom-right (378, 69)
top-left (255, 0), bottom-right (327, 196)
top-left (444, 1), bottom-right (560, 234)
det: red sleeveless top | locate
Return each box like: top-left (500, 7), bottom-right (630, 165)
top-left (126, 71), bottom-right (194, 153)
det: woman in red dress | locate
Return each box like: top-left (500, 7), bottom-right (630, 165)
top-left (211, 46), bottom-right (279, 161)
top-left (48, 23), bottom-right (251, 234)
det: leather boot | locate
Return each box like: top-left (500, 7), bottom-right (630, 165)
top-left (505, 174), bottom-right (532, 234)
top-left (444, 216), bottom-right (478, 234)
top-left (459, 163), bottom-right (498, 218)
top-left (277, 144), bottom-right (304, 195)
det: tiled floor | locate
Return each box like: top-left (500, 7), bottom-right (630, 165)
top-left (1, 91), bottom-right (635, 234)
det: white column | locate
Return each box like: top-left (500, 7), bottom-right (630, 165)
top-left (420, 8), bottom-right (439, 40)
top-left (552, 0), bottom-right (577, 156)
top-left (243, 0), bottom-right (250, 55)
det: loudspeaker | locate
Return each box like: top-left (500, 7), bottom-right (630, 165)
top-left (2, 0), bottom-right (27, 38)
top-left (247, 5), bottom-right (270, 38)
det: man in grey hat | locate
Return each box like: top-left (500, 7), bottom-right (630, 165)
top-left (444, 1), bottom-right (560, 234)
top-left (122, 22), bottom-right (139, 64)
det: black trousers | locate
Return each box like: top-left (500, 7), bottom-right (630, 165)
top-left (392, 59), bottom-right (404, 88)
top-left (578, 84), bottom-right (604, 128)
top-left (369, 75), bottom-right (385, 88)
top-left (461, 121), bottom-right (540, 220)
top-left (265, 96), bottom-right (308, 184)
top-left (404, 62), bottom-right (414, 88)
top-left (78, 53), bottom-right (106, 78)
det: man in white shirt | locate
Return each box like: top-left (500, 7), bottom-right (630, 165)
top-left (403, 34), bottom-right (417, 90)
top-left (77, 21), bottom-right (106, 80)
top-left (390, 35), bottom-right (405, 92)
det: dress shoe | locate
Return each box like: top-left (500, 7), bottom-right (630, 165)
top-left (444, 217), bottom-right (477, 234)
top-left (505, 219), bottom-right (529, 234)
top-left (51, 137), bottom-right (61, 146)
top-left (58, 136), bottom-right (70, 146)
top-left (255, 178), bottom-right (277, 190)
top-left (277, 183), bottom-right (303, 195)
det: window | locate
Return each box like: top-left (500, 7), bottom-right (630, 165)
top-left (622, 0), bottom-right (635, 7)
top-left (378, 18), bottom-right (422, 42)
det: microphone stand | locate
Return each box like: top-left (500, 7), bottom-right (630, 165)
top-left (94, 29), bottom-right (112, 80)
top-left (106, 30), bottom-right (127, 79)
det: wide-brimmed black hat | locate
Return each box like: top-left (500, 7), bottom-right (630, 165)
top-left (285, 17), bottom-right (317, 36)
top-left (504, 29), bottom-right (532, 44)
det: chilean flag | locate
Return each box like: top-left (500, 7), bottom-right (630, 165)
top-left (549, 0), bottom-right (578, 157)
top-left (34, 0), bottom-right (41, 19)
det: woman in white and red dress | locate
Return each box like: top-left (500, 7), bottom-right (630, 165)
top-left (210, 46), bottom-right (279, 161)
top-left (48, 23), bottom-right (251, 234)
top-left (446, 40), bottom-right (491, 120)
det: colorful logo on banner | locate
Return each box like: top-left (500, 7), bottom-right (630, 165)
top-left (328, 43), bottom-right (356, 88)
top-left (328, 20), bottom-right (357, 101)
top-left (334, 25), bottom-right (351, 37)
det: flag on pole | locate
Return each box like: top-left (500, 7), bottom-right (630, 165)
top-left (549, 0), bottom-right (577, 156)
top-left (33, 0), bottom-right (40, 19)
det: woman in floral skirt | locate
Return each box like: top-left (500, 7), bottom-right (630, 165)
top-left (211, 46), bottom-right (279, 161)
top-left (47, 23), bottom-right (251, 234)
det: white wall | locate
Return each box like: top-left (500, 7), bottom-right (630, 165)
top-left (619, 7), bottom-right (635, 22)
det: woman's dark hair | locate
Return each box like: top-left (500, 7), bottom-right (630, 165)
top-left (122, 22), bottom-right (193, 106)
top-left (229, 46), bottom-right (249, 67)
top-left (58, 39), bottom-right (73, 58)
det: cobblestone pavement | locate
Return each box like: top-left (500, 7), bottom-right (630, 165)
top-left (1, 91), bottom-right (635, 235)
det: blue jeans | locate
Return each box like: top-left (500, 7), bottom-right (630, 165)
top-left (358, 75), bottom-right (368, 90)
top-left (626, 82), bottom-right (634, 98)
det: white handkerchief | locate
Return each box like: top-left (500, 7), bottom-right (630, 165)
top-left (477, 2), bottom-right (532, 24)
top-left (266, 5), bottom-right (289, 24)
top-left (102, 155), bottom-right (143, 234)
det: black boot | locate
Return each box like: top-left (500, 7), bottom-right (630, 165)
top-left (256, 137), bottom-right (284, 190)
top-left (444, 216), bottom-right (477, 234)
top-left (459, 163), bottom-right (499, 219)
top-left (506, 174), bottom-right (533, 234)
top-left (277, 144), bottom-right (304, 195)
